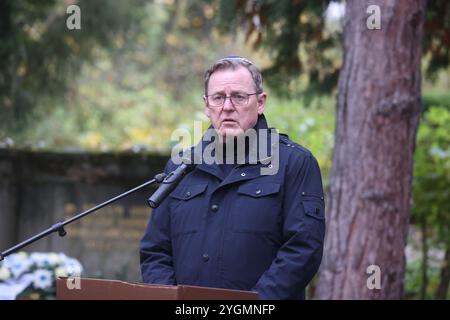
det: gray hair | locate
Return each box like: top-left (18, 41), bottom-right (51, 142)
top-left (203, 57), bottom-right (263, 95)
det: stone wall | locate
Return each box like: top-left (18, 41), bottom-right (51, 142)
top-left (0, 149), bottom-right (168, 282)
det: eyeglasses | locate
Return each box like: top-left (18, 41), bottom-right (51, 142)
top-left (205, 92), bottom-right (261, 107)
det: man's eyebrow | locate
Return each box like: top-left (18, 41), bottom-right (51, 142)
top-left (208, 90), bottom-right (247, 95)
top-left (208, 90), bottom-right (225, 95)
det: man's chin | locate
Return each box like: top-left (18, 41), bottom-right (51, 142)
top-left (218, 128), bottom-right (244, 142)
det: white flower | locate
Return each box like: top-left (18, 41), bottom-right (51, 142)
top-left (0, 267), bottom-right (11, 280)
top-left (2, 253), bottom-right (31, 278)
top-left (298, 123), bottom-right (308, 133)
top-left (3, 252), bottom-right (28, 267)
top-left (47, 253), bottom-right (62, 266)
top-left (5, 258), bottom-right (32, 278)
top-left (64, 258), bottom-right (83, 277)
top-left (33, 269), bottom-right (53, 290)
top-left (16, 252), bottom-right (29, 260)
top-left (57, 253), bottom-right (69, 262)
top-left (430, 146), bottom-right (450, 159)
top-left (304, 117), bottom-right (316, 127)
top-left (54, 267), bottom-right (68, 278)
top-left (30, 252), bottom-right (51, 268)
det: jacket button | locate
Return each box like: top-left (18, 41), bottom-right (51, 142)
top-left (241, 173), bottom-right (246, 177)
top-left (202, 253), bottom-right (209, 262)
top-left (255, 189), bottom-right (262, 195)
top-left (211, 204), bottom-right (219, 212)
top-left (185, 191), bottom-right (191, 198)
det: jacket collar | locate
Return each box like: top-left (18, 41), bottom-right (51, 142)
top-left (186, 114), bottom-right (274, 163)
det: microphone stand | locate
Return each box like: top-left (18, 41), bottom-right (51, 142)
top-left (0, 173), bottom-right (167, 261)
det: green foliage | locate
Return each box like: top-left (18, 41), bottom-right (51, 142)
top-left (212, 0), bottom-right (341, 97)
top-left (405, 257), bottom-right (448, 299)
top-left (412, 106), bottom-right (450, 248)
top-left (1, 1), bottom-right (336, 168)
top-left (0, 0), bottom-right (147, 131)
top-left (264, 94), bottom-right (335, 187)
top-left (422, 91), bottom-right (450, 112)
top-left (213, 0), bottom-right (450, 96)
top-left (0, 1), bottom-right (230, 151)
top-left (423, 0), bottom-right (450, 80)
top-left (408, 105), bottom-right (450, 299)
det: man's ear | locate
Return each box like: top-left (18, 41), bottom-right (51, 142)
top-left (257, 92), bottom-right (267, 115)
top-left (204, 95), bottom-right (211, 118)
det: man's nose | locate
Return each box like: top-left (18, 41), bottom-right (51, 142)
top-left (222, 96), bottom-right (235, 110)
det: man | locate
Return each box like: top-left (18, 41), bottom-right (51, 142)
top-left (140, 56), bottom-right (325, 299)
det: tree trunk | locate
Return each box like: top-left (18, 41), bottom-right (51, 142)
top-left (435, 248), bottom-right (450, 299)
top-left (316, 0), bottom-right (426, 299)
top-left (420, 216), bottom-right (428, 299)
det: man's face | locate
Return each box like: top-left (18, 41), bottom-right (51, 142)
top-left (204, 66), bottom-right (266, 140)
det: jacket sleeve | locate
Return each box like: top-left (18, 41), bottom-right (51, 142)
top-left (140, 162), bottom-right (176, 285)
top-left (252, 153), bottom-right (326, 299)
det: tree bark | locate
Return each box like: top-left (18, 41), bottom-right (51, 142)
top-left (316, 0), bottom-right (426, 299)
top-left (435, 248), bottom-right (450, 299)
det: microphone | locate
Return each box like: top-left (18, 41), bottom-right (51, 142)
top-left (147, 162), bottom-right (195, 208)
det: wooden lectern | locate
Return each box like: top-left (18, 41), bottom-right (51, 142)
top-left (56, 278), bottom-right (259, 300)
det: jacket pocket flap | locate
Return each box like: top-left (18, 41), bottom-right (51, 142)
top-left (170, 184), bottom-right (207, 200)
top-left (238, 183), bottom-right (280, 198)
top-left (302, 199), bottom-right (325, 220)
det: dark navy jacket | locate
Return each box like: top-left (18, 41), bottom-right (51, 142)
top-left (140, 115), bottom-right (325, 299)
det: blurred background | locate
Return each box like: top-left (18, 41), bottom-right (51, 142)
top-left (0, 0), bottom-right (448, 299)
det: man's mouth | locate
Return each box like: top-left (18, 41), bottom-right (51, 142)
top-left (222, 119), bottom-right (237, 124)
